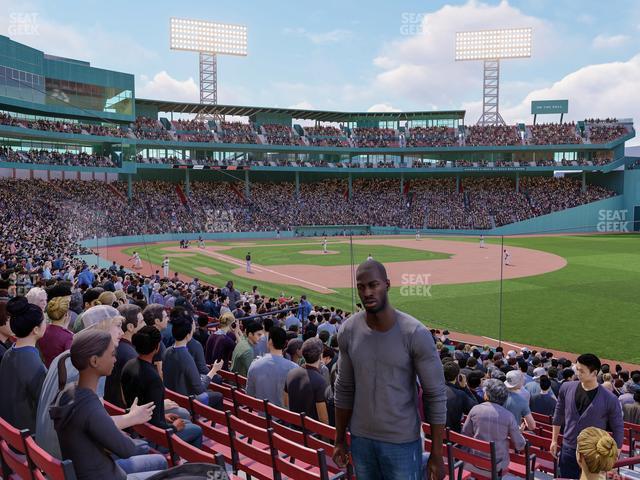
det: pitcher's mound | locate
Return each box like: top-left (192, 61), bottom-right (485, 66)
top-left (299, 250), bottom-right (339, 255)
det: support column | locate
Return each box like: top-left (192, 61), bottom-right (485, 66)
top-left (400, 172), bottom-right (404, 195)
top-left (295, 171), bottom-right (300, 198)
top-left (582, 171), bottom-right (586, 193)
top-left (127, 174), bottom-right (133, 200)
top-left (245, 170), bottom-right (250, 198)
top-left (185, 168), bottom-right (190, 197)
top-left (348, 173), bottom-right (353, 200)
top-left (516, 172), bottom-right (520, 193)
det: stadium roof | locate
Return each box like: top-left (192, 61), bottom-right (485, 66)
top-left (135, 98), bottom-right (465, 122)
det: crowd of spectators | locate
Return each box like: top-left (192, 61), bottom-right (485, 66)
top-left (171, 119), bottom-right (210, 132)
top-left (0, 176), bottom-right (616, 242)
top-left (588, 124), bottom-right (628, 144)
top-left (261, 123), bottom-right (301, 146)
top-left (352, 127), bottom-right (399, 147)
top-left (0, 147), bottom-right (115, 167)
top-left (528, 122), bottom-right (581, 145)
top-left (465, 125), bottom-right (522, 146)
top-left (218, 121), bottom-right (258, 144)
top-left (131, 117), bottom-right (173, 141)
top-left (406, 126), bottom-right (458, 147)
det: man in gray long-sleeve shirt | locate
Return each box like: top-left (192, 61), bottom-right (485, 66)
top-left (333, 260), bottom-right (447, 480)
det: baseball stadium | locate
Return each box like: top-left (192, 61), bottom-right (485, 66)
top-left (1, 5), bottom-right (640, 480)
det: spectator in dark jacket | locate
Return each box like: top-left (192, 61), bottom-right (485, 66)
top-left (443, 361), bottom-right (477, 432)
top-left (162, 308), bottom-right (223, 409)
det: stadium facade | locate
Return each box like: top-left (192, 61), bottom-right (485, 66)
top-left (1, 35), bottom-right (639, 240)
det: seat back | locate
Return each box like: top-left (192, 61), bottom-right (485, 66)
top-left (302, 416), bottom-right (336, 446)
top-left (131, 422), bottom-right (174, 466)
top-left (522, 432), bottom-right (557, 476)
top-left (231, 388), bottom-right (269, 429)
top-left (508, 441), bottom-right (536, 480)
top-left (25, 436), bottom-right (77, 480)
top-left (191, 399), bottom-right (233, 463)
top-left (225, 412), bottom-right (274, 477)
top-left (447, 430), bottom-right (498, 480)
top-left (217, 369), bottom-right (240, 387)
top-left (266, 402), bottom-right (306, 445)
top-left (165, 388), bottom-right (194, 418)
top-left (167, 430), bottom-right (215, 464)
top-left (103, 400), bottom-right (126, 416)
top-left (269, 430), bottom-right (332, 480)
top-left (531, 412), bottom-right (552, 425)
top-left (0, 417), bottom-right (31, 480)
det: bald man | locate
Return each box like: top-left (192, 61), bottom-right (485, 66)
top-left (333, 260), bottom-right (447, 480)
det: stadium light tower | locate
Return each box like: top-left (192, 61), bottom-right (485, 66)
top-left (170, 17), bottom-right (247, 117)
top-left (455, 28), bottom-right (532, 126)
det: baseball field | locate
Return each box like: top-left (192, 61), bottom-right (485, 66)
top-left (111, 234), bottom-right (640, 364)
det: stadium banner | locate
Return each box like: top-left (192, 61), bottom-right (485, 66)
top-left (531, 100), bottom-right (569, 115)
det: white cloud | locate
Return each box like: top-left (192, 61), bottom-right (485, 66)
top-left (371, 0), bottom-right (557, 108)
top-left (502, 54), bottom-right (640, 127)
top-left (367, 103), bottom-right (401, 112)
top-left (288, 101), bottom-right (315, 110)
top-left (136, 71), bottom-right (199, 102)
top-left (592, 34), bottom-right (630, 49)
top-left (0, 1), bottom-right (156, 73)
top-left (283, 27), bottom-right (352, 45)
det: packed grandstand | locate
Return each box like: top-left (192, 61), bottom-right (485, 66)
top-left (1, 30), bottom-right (640, 480)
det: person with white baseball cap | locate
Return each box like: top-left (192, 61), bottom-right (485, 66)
top-left (503, 370), bottom-right (537, 431)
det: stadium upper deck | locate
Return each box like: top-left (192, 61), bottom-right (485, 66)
top-left (0, 35), bottom-right (635, 174)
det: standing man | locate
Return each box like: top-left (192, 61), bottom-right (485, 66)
top-left (333, 260), bottom-right (447, 479)
top-left (551, 353), bottom-right (623, 479)
top-left (322, 237), bottom-right (328, 254)
top-left (162, 256), bottom-right (170, 279)
top-left (246, 252), bottom-right (252, 273)
top-left (480, 234), bottom-right (485, 248)
top-left (416, 231), bottom-right (421, 241)
top-left (504, 249), bottom-right (511, 266)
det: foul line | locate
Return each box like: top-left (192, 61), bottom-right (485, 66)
top-left (190, 247), bottom-right (337, 294)
top-left (482, 336), bottom-right (522, 349)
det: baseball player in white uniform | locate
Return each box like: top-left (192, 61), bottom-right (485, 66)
top-left (480, 235), bottom-right (485, 248)
top-left (322, 237), bottom-right (328, 254)
top-left (504, 249), bottom-right (511, 266)
top-left (162, 256), bottom-right (170, 278)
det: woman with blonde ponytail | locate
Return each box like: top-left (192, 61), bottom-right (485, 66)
top-left (576, 427), bottom-right (619, 480)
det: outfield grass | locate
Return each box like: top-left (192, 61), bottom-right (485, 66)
top-left (124, 234), bottom-right (640, 363)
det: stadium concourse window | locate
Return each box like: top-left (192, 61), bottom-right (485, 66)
top-left (0, 65), bottom-right (46, 104)
top-left (45, 78), bottom-right (133, 116)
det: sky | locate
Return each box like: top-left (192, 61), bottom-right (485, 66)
top-left (2, 0), bottom-right (640, 138)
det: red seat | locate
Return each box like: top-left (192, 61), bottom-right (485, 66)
top-left (522, 431), bottom-right (558, 476)
top-left (131, 422), bottom-right (175, 467)
top-left (226, 412), bottom-right (275, 480)
top-left (167, 429), bottom-right (222, 467)
top-left (0, 416), bottom-right (31, 480)
top-left (447, 430), bottom-right (499, 480)
top-left (103, 400), bottom-right (126, 416)
top-left (265, 402), bottom-right (307, 445)
top-left (423, 424), bottom-right (455, 480)
top-left (269, 430), bottom-right (344, 480)
top-left (231, 388), bottom-right (269, 429)
top-left (507, 442), bottom-right (536, 479)
top-left (25, 436), bottom-right (77, 480)
top-left (191, 398), bottom-right (234, 464)
top-left (209, 382), bottom-right (235, 411)
top-left (531, 412), bottom-right (552, 425)
top-left (165, 388), bottom-right (195, 419)
top-left (218, 369), bottom-right (241, 388)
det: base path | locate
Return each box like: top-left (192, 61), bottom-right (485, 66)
top-left (229, 238), bottom-right (567, 291)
